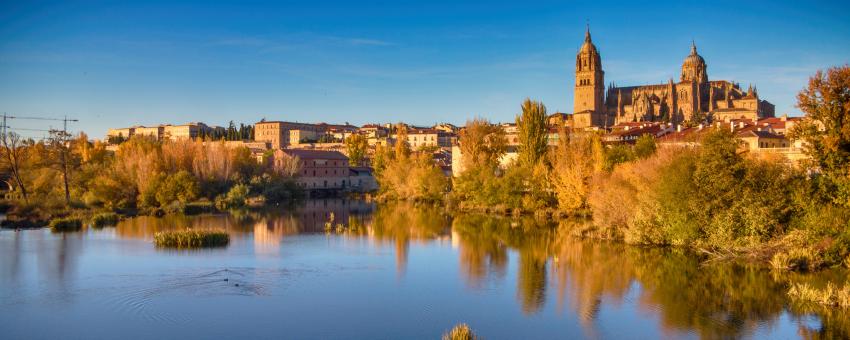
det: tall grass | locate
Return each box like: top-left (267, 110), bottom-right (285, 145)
top-left (788, 282), bottom-right (850, 307)
top-left (442, 323), bottom-right (478, 340)
top-left (90, 212), bottom-right (120, 227)
top-left (153, 229), bottom-right (229, 248)
top-left (49, 217), bottom-right (82, 231)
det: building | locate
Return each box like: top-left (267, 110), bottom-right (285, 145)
top-left (255, 121), bottom-right (327, 148)
top-left (107, 127), bottom-right (136, 140)
top-left (393, 128), bottom-right (454, 150)
top-left (134, 126), bottom-right (165, 139)
top-left (602, 122), bottom-right (673, 145)
top-left (163, 122), bottom-right (209, 140)
top-left (107, 122), bottom-right (220, 142)
top-left (570, 26), bottom-right (775, 128)
top-left (349, 167), bottom-right (378, 192)
top-left (272, 149), bottom-right (350, 190)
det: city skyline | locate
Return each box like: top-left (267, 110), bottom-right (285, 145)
top-left (2, 1), bottom-right (849, 139)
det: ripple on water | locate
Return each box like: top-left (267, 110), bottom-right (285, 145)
top-left (96, 267), bottom-right (297, 323)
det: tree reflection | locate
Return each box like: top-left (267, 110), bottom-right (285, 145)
top-left (101, 201), bottom-right (850, 337)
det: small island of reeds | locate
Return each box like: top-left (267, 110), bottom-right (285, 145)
top-left (153, 229), bottom-right (230, 248)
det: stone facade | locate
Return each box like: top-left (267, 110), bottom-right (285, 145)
top-left (571, 27), bottom-right (775, 128)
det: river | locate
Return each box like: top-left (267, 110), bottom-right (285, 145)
top-left (0, 199), bottom-right (847, 339)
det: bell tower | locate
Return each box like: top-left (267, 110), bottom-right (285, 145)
top-left (574, 25), bottom-right (605, 125)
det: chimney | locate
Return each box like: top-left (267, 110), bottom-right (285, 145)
top-left (781, 114), bottom-right (788, 122)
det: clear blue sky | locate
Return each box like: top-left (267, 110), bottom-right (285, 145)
top-left (1, 0), bottom-right (848, 139)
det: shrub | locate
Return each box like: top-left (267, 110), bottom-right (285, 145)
top-left (90, 212), bottom-right (119, 227)
top-left (49, 217), bottom-right (83, 231)
top-left (184, 201), bottom-right (214, 215)
top-left (153, 229), bottom-right (229, 248)
top-left (215, 184), bottom-right (249, 210)
top-left (442, 323), bottom-right (478, 340)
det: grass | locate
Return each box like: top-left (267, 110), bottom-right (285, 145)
top-left (90, 212), bottom-right (120, 227)
top-left (442, 323), bottom-right (479, 340)
top-left (48, 217), bottom-right (83, 231)
top-left (153, 229), bottom-right (230, 248)
top-left (788, 282), bottom-right (850, 307)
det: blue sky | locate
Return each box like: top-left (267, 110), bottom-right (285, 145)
top-left (1, 0), bottom-right (848, 139)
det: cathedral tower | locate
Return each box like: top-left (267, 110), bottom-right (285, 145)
top-left (573, 26), bottom-right (605, 126)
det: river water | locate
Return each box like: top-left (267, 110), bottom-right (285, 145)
top-left (0, 200), bottom-right (847, 339)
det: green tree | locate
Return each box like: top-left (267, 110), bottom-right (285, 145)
top-left (516, 98), bottom-right (548, 167)
top-left (634, 133), bottom-right (657, 159)
top-left (345, 134), bottom-right (368, 166)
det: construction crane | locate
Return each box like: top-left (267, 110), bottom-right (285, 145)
top-left (1, 113), bottom-right (79, 137)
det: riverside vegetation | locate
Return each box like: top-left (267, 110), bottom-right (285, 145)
top-left (153, 229), bottom-right (230, 248)
top-left (374, 66), bottom-right (850, 275)
top-left (0, 131), bottom-right (302, 228)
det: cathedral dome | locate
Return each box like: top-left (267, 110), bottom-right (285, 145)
top-left (681, 42), bottom-right (708, 83)
top-left (579, 27), bottom-right (598, 54)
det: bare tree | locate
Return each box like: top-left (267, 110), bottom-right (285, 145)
top-left (0, 131), bottom-right (29, 203)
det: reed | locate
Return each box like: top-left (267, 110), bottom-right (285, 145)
top-left (788, 282), bottom-right (850, 307)
top-left (90, 212), bottom-right (120, 227)
top-left (48, 217), bottom-right (82, 231)
top-left (153, 229), bottom-right (230, 248)
top-left (442, 323), bottom-right (479, 340)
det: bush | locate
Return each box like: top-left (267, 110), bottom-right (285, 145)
top-left (49, 217), bottom-right (82, 231)
top-left (184, 201), bottom-right (215, 215)
top-left (90, 212), bottom-right (119, 227)
top-left (215, 184), bottom-right (249, 210)
top-left (153, 229), bottom-right (229, 248)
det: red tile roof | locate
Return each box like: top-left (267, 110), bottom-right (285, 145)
top-left (281, 149), bottom-right (348, 160)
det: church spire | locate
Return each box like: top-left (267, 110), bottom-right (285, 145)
top-left (690, 40), bottom-right (697, 55)
top-left (585, 24), bottom-right (591, 43)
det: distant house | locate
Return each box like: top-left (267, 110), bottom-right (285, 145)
top-left (349, 167), bottom-right (378, 192)
top-left (273, 149), bottom-right (350, 190)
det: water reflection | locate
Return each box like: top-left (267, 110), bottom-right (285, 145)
top-left (3, 200), bottom-right (850, 339)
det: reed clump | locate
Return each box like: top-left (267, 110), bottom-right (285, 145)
top-left (90, 212), bottom-right (120, 227)
top-left (788, 282), bottom-right (850, 307)
top-left (153, 229), bottom-right (230, 248)
top-left (442, 323), bottom-right (479, 340)
top-left (48, 217), bottom-right (83, 231)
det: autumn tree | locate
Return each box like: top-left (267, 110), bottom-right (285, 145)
top-left (458, 118), bottom-right (506, 172)
top-left (394, 123), bottom-right (410, 159)
top-left (791, 66), bottom-right (850, 175)
top-left (47, 129), bottom-right (75, 205)
top-left (345, 134), bottom-right (368, 166)
top-left (549, 128), bottom-right (604, 214)
top-left (516, 98), bottom-right (549, 167)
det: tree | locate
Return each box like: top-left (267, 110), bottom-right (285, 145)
top-left (0, 131), bottom-right (29, 203)
top-left (549, 129), bottom-right (604, 214)
top-left (345, 134), bottom-right (368, 166)
top-left (47, 129), bottom-right (75, 205)
top-left (516, 98), bottom-right (549, 167)
top-left (634, 133), bottom-right (657, 159)
top-left (458, 118), bottom-right (506, 172)
top-left (789, 65), bottom-right (850, 205)
top-left (791, 65), bottom-right (850, 177)
top-left (394, 123), bottom-right (410, 159)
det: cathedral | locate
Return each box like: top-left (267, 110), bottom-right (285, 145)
top-left (570, 27), bottom-right (775, 128)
